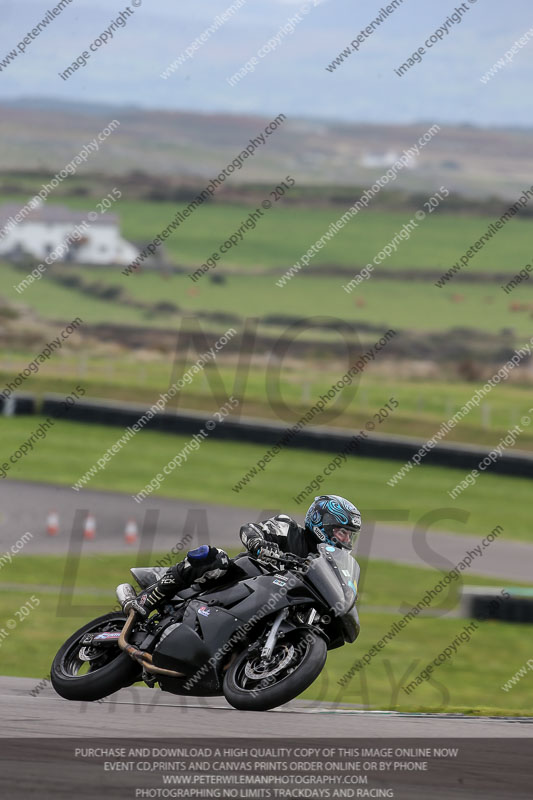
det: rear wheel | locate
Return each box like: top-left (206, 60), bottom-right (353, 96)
top-left (51, 612), bottom-right (141, 702)
top-left (223, 629), bottom-right (327, 711)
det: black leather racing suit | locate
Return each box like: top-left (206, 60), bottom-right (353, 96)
top-left (239, 514), bottom-right (319, 559)
top-left (131, 515), bottom-right (315, 617)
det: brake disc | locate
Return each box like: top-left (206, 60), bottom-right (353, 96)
top-left (244, 643), bottom-right (295, 680)
top-left (78, 647), bottom-right (98, 662)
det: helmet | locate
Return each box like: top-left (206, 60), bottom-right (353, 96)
top-left (304, 494), bottom-right (361, 550)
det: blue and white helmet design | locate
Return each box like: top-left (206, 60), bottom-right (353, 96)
top-left (304, 494), bottom-right (361, 550)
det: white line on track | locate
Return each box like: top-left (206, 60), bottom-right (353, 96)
top-left (100, 701), bottom-right (533, 721)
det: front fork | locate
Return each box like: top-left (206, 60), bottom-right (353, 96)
top-left (261, 607), bottom-right (318, 661)
top-left (261, 608), bottom-right (288, 661)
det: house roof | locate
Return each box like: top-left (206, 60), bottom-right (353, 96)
top-left (0, 203), bottom-right (119, 227)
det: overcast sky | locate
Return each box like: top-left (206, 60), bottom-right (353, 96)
top-left (1, 0), bottom-right (532, 126)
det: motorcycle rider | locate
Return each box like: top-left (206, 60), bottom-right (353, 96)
top-left (124, 494), bottom-right (361, 618)
top-left (240, 494), bottom-right (361, 559)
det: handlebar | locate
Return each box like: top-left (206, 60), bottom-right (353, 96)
top-left (253, 550), bottom-right (310, 570)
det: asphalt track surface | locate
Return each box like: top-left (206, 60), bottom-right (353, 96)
top-left (1, 679), bottom-right (532, 799)
top-left (1, 480), bottom-right (533, 582)
top-left (3, 677), bottom-right (533, 738)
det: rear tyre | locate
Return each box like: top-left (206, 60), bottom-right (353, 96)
top-left (223, 630), bottom-right (327, 712)
top-left (51, 612), bottom-right (141, 702)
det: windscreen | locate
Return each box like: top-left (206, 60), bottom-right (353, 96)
top-left (305, 544), bottom-right (360, 615)
top-left (326, 545), bottom-right (360, 597)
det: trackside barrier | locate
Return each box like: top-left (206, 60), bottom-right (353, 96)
top-left (461, 587), bottom-right (533, 623)
top-left (0, 393), bottom-right (35, 416)
top-left (33, 394), bottom-right (533, 479)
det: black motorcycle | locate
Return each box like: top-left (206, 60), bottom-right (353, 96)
top-left (51, 544), bottom-right (360, 711)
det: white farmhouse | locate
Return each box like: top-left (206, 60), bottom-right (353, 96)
top-left (0, 204), bottom-right (138, 266)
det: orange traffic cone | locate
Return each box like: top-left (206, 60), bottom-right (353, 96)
top-left (46, 510), bottom-right (59, 536)
top-left (83, 513), bottom-right (96, 541)
top-left (124, 519), bottom-right (138, 545)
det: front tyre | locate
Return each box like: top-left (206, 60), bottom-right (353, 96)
top-left (51, 612), bottom-right (141, 702)
top-left (223, 630), bottom-right (327, 712)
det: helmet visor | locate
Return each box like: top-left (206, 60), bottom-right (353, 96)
top-left (330, 526), bottom-right (357, 549)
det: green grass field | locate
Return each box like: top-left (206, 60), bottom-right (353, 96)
top-left (4, 256), bottom-right (533, 382)
top-left (79, 267), bottom-right (533, 338)
top-left (1, 416), bottom-right (532, 542)
top-left (3, 194), bottom-right (531, 273)
top-left (1, 554), bottom-right (531, 714)
top-left (7, 257), bottom-right (533, 340)
top-left (2, 352), bottom-right (533, 451)
top-left (0, 262), bottom-right (149, 327)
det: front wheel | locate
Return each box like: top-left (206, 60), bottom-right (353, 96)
top-left (51, 612), bottom-right (141, 702)
top-left (223, 629), bottom-right (327, 712)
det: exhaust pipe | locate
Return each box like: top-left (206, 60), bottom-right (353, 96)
top-left (117, 608), bottom-right (186, 680)
top-left (116, 583), bottom-right (136, 609)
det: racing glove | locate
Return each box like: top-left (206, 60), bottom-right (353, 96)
top-left (241, 525), bottom-right (281, 561)
top-left (241, 522), bottom-right (267, 556)
top-left (257, 542), bottom-right (281, 562)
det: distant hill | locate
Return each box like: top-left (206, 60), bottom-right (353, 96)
top-left (1, 98), bottom-right (533, 200)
